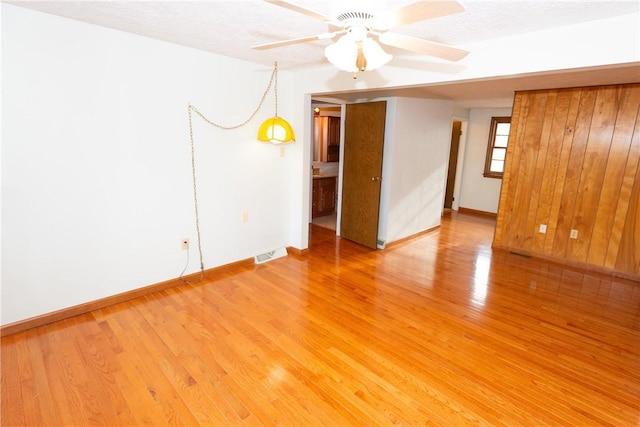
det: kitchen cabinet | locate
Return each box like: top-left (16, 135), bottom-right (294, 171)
top-left (312, 176), bottom-right (337, 218)
top-left (314, 116), bottom-right (341, 162)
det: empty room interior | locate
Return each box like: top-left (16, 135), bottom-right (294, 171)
top-left (2, 0), bottom-right (640, 425)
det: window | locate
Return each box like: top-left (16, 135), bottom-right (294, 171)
top-left (484, 116), bottom-right (511, 178)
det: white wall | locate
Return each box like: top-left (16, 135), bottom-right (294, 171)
top-left (1, 4), bottom-right (298, 325)
top-left (380, 98), bottom-right (454, 244)
top-left (458, 108), bottom-right (513, 213)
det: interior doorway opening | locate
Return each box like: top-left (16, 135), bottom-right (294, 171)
top-left (444, 118), bottom-right (467, 213)
top-left (310, 101), bottom-right (342, 232)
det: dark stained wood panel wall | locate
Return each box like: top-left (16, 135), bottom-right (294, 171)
top-left (494, 83), bottom-right (640, 279)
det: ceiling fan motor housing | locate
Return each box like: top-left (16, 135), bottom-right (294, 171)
top-left (337, 11), bottom-right (375, 39)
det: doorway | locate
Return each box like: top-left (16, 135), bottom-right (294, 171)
top-left (309, 100), bottom-right (387, 249)
top-left (444, 120), bottom-right (462, 209)
top-left (444, 118), bottom-right (467, 212)
top-left (310, 102), bottom-right (341, 231)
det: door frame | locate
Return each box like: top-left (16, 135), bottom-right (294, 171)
top-left (335, 103), bottom-right (346, 235)
top-left (309, 99), bottom-right (345, 234)
top-left (306, 97), bottom-right (390, 248)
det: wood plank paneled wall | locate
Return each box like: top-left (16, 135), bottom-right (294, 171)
top-left (494, 83), bottom-right (640, 279)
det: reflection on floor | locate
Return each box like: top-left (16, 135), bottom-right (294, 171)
top-left (311, 211), bottom-right (337, 231)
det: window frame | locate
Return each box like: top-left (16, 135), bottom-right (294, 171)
top-left (483, 116), bottom-right (511, 179)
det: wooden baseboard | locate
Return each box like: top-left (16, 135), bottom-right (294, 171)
top-left (287, 246), bottom-right (309, 256)
top-left (384, 225), bottom-right (441, 249)
top-left (491, 243), bottom-right (640, 282)
top-left (457, 207), bottom-right (498, 218)
top-left (0, 257), bottom-right (255, 337)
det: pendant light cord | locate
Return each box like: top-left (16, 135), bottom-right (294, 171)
top-left (186, 106), bottom-right (205, 282)
top-left (184, 62), bottom-right (280, 283)
top-left (188, 63), bottom-right (277, 130)
top-left (274, 62), bottom-right (279, 117)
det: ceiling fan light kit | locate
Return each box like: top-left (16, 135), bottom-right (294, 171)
top-left (360, 37), bottom-right (393, 70)
top-left (324, 35), bottom-right (358, 73)
top-left (325, 26), bottom-right (393, 76)
top-left (255, 0), bottom-right (469, 78)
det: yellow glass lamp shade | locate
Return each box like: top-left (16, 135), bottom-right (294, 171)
top-left (257, 116), bottom-right (295, 144)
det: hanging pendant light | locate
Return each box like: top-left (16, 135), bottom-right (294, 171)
top-left (257, 117), bottom-right (295, 144)
top-left (257, 62), bottom-right (295, 144)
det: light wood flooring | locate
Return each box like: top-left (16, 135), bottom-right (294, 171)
top-left (2, 212), bottom-right (639, 426)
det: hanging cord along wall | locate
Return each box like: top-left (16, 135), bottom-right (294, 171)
top-left (182, 62), bottom-right (281, 284)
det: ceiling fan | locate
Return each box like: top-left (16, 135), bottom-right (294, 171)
top-left (252, 0), bottom-right (469, 77)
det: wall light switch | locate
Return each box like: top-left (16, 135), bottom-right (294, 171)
top-left (570, 229), bottom-right (578, 239)
top-left (242, 212), bottom-right (249, 223)
top-left (539, 224), bottom-right (547, 234)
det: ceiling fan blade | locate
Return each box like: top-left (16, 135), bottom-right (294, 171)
top-left (378, 32), bottom-right (468, 62)
top-left (263, 0), bottom-right (333, 22)
top-left (252, 32), bottom-right (339, 50)
top-left (328, 22), bottom-right (345, 32)
top-left (369, 0), bottom-right (465, 30)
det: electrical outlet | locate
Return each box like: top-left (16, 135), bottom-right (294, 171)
top-left (181, 238), bottom-right (189, 250)
top-left (570, 229), bottom-right (578, 239)
top-left (539, 224), bottom-right (547, 234)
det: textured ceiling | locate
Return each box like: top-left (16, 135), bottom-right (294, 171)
top-left (7, 0), bottom-right (639, 70)
top-left (6, 0), bottom-right (640, 105)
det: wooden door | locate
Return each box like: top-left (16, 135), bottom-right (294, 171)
top-left (444, 120), bottom-right (462, 209)
top-left (340, 101), bottom-right (387, 249)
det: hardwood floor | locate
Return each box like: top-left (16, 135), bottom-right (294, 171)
top-left (2, 212), bottom-right (639, 426)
